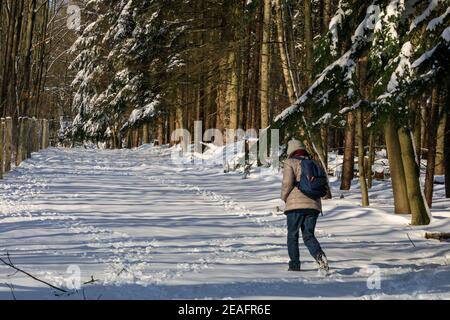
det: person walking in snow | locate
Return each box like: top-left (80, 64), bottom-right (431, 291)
top-left (281, 139), bottom-right (329, 273)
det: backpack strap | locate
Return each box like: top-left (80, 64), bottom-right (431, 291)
top-left (291, 155), bottom-right (310, 161)
top-left (292, 156), bottom-right (308, 185)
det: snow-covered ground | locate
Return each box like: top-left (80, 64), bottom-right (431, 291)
top-left (0, 145), bottom-right (449, 300)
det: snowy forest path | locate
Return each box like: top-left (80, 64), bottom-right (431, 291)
top-left (0, 146), bottom-right (294, 298)
top-left (0, 147), bottom-right (449, 299)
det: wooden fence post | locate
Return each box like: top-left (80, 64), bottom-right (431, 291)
top-left (34, 118), bottom-right (39, 152)
top-left (40, 119), bottom-right (44, 149)
top-left (126, 131), bottom-right (132, 149)
top-left (143, 123), bottom-right (150, 145)
top-left (16, 118), bottom-right (24, 166)
top-left (41, 119), bottom-right (49, 149)
top-left (133, 128), bottom-right (139, 148)
top-left (29, 118), bottom-right (35, 153)
top-left (46, 119), bottom-right (50, 148)
top-left (5, 117), bottom-right (12, 172)
top-left (0, 118), bottom-right (4, 179)
top-left (26, 118), bottom-right (33, 159)
top-left (36, 119), bottom-right (40, 151)
top-left (24, 117), bottom-right (30, 160)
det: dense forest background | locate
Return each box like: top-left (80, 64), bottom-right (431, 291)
top-left (0, 0), bottom-right (449, 226)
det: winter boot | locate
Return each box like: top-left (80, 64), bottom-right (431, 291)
top-left (288, 266), bottom-right (301, 272)
top-left (315, 252), bottom-right (329, 273)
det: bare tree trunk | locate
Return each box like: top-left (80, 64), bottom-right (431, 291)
top-left (248, 7), bottom-right (262, 131)
top-left (227, 51), bottom-right (239, 130)
top-left (241, 21), bottom-right (251, 131)
top-left (435, 103), bottom-right (446, 175)
top-left (274, 0), bottom-right (296, 104)
top-left (283, 3), bottom-right (301, 94)
top-left (421, 95), bottom-right (429, 156)
top-left (320, 126), bottom-right (332, 199)
top-left (1, 0), bottom-right (17, 115)
top-left (204, 76), bottom-right (213, 131)
top-left (322, 0), bottom-right (332, 33)
top-left (216, 57), bottom-right (227, 133)
top-left (0, 118), bottom-right (4, 179)
top-left (158, 116), bottom-right (164, 145)
top-left (357, 109), bottom-right (369, 206)
top-left (340, 112), bottom-right (355, 190)
top-left (412, 100), bottom-right (422, 165)
top-left (385, 119), bottom-right (410, 214)
top-left (398, 127), bottom-right (430, 226)
top-left (260, 0), bottom-right (271, 129)
top-left (357, 56), bottom-right (369, 204)
top-left (176, 88), bottom-right (184, 131)
top-left (4, 117), bottom-right (12, 172)
top-left (15, 118), bottom-right (22, 165)
top-left (444, 86), bottom-right (450, 198)
top-left (367, 131), bottom-right (375, 189)
top-left (424, 88), bottom-right (440, 207)
top-left (19, 0), bottom-right (37, 116)
top-left (304, 0), bottom-right (314, 85)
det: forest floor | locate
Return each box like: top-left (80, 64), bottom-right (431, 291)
top-left (0, 145), bottom-right (449, 300)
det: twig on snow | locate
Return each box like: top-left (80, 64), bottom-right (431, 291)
top-left (83, 276), bottom-right (99, 285)
top-left (0, 253), bottom-right (67, 293)
top-left (5, 283), bottom-right (17, 300)
top-left (406, 233), bottom-right (416, 248)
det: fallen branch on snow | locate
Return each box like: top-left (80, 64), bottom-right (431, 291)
top-left (0, 253), bottom-right (100, 295)
top-left (425, 233), bottom-right (450, 241)
top-left (0, 253), bottom-right (68, 293)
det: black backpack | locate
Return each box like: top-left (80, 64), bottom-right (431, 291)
top-left (295, 158), bottom-right (328, 200)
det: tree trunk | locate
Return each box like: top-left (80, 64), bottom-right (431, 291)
top-left (158, 116), bottom-right (165, 145)
top-left (0, 118), bottom-right (4, 179)
top-left (284, 2), bottom-right (301, 94)
top-left (204, 76), bottom-right (213, 131)
top-left (241, 22), bottom-right (251, 131)
top-left (421, 95), bottom-right (429, 156)
top-left (320, 127), bottom-right (332, 199)
top-left (357, 56), bottom-right (369, 203)
top-left (356, 109), bottom-right (369, 206)
top-left (412, 100), bottom-right (422, 165)
top-left (367, 131), bottom-right (375, 189)
top-left (16, 118), bottom-right (24, 165)
top-left (385, 119), bottom-right (410, 214)
top-left (227, 51), bottom-right (239, 130)
top-left (19, 0), bottom-right (37, 116)
top-left (216, 56), bottom-right (227, 133)
top-left (0, 0), bottom-right (14, 114)
top-left (435, 104), bottom-right (446, 175)
top-left (260, 0), bottom-right (271, 129)
top-left (248, 6), bottom-right (262, 131)
top-left (322, 0), bottom-right (332, 33)
top-left (142, 123), bottom-right (150, 145)
top-left (398, 127), bottom-right (431, 226)
top-left (340, 112), bottom-right (355, 190)
top-left (274, 0), bottom-right (296, 104)
top-left (445, 89), bottom-right (450, 198)
top-left (176, 89), bottom-right (184, 131)
top-left (424, 88), bottom-right (440, 207)
top-left (4, 117), bottom-right (12, 172)
top-left (304, 0), bottom-right (314, 85)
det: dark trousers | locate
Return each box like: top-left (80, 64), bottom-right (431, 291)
top-left (287, 209), bottom-right (324, 269)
